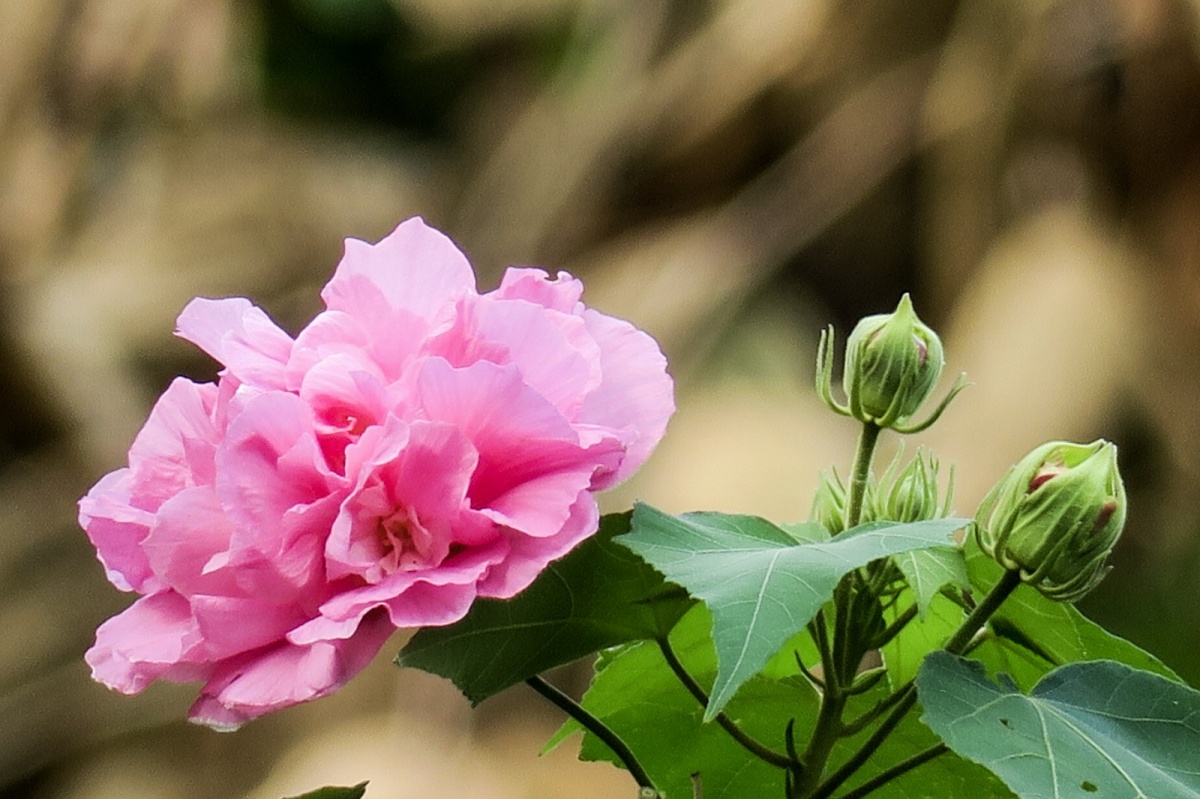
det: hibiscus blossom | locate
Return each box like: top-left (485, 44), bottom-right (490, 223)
top-left (81, 217), bottom-right (674, 728)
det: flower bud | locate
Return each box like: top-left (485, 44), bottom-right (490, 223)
top-left (876, 448), bottom-right (951, 524)
top-left (810, 469), bottom-right (879, 533)
top-left (844, 294), bottom-right (945, 429)
top-left (973, 440), bottom-right (1127, 602)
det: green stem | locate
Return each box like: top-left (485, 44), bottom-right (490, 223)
top-left (656, 639), bottom-right (794, 769)
top-left (808, 569), bottom-right (1023, 799)
top-left (942, 568), bottom-right (1022, 656)
top-left (793, 422), bottom-right (885, 796)
top-left (845, 423), bottom-right (882, 531)
top-left (835, 744), bottom-right (949, 799)
top-left (525, 676), bottom-right (659, 794)
top-left (873, 602), bottom-right (918, 649)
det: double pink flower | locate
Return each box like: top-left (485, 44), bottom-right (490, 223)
top-left (80, 218), bottom-right (674, 728)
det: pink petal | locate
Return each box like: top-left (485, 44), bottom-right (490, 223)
top-left (321, 218), bottom-right (476, 322)
top-left (327, 419), bottom-right (482, 581)
top-left (127, 378), bottom-right (220, 509)
top-left (79, 469), bottom-right (159, 593)
top-left (86, 592), bottom-right (207, 693)
top-left (191, 595), bottom-right (308, 660)
top-left (292, 541), bottom-right (505, 644)
top-left (141, 486), bottom-right (237, 597)
top-left (176, 298), bottom-right (294, 389)
top-left (578, 309), bottom-right (674, 489)
top-left (457, 295), bottom-right (602, 417)
top-left (188, 611), bottom-right (394, 730)
top-left (215, 391), bottom-right (341, 541)
top-left (476, 491), bottom-right (599, 599)
top-left (492, 268), bottom-right (584, 312)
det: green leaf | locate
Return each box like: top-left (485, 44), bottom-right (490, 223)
top-left (562, 606), bottom-right (1011, 798)
top-left (396, 512), bottom-right (692, 703)
top-left (965, 538), bottom-right (1180, 690)
top-left (881, 590), bottom-right (964, 688)
top-left (619, 503), bottom-right (969, 718)
top-left (917, 652), bottom-right (1200, 798)
top-left (893, 545), bottom-right (970, 618)
top-left (284, 784), bottom-right (368, 799)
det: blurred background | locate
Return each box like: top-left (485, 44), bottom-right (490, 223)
top-left (3, 0), bottom-right (1200, 795)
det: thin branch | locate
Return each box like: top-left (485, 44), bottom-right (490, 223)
top-left (873, 602), bottom-right (918, 649)
top-left (835, 744), bottom-right (949, 799)
top-left (525, 676), bottom-right (659, 793)
top-left (656, 638), bottom-right (794, 769)
top-left (839, 678), bottom-right (913, 737)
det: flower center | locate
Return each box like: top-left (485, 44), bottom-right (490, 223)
top-left (376, 506), bottom-right (433, 573)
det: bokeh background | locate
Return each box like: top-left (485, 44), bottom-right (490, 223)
top-left (3, 0), bottom-right (1200, 795)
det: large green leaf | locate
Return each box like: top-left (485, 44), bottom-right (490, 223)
top-left (964, 539), bottom-right (1180, 690)
top-left (284, 784), bottom-right (368, 799)
top-left (918, 652), bottom-right (1200, 798)
top-left (396, 513), bottom-right (692, 703)
top-left (560, 606), bottom-right (1010, 798)
top-left (619, 504), bottom-right (969, 718)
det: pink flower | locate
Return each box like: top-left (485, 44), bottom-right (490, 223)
top-left (81, 218), bottom-right (674, 729)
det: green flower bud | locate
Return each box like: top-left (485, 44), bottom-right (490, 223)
top-left (811, 469), bottom-right (876, 533)
top-left (844, 294), bottom-right (944, 428)
top-left (875, 448), bottom-right (953, 523)
top-left (973, 439), bottom-right (1127, 602)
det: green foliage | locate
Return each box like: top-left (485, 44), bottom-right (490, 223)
top-left (881, 590), bottom-right (963, 687)
top-left (965, 538), bottom-right (1179, 690)
top-left (918, 653), bottom-right (1200, 798)
top-left (892, 547), bottom-right (970, 618)
top-left (396, 512), bottom-right (691, 703)
top-left (284, 784), bottom-right (368, 799)
top-left (619, 503), bottom-right (969, 718)
top-left (561, 606), bottom-right (1010, 798)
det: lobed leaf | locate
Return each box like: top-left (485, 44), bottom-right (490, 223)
top-left (918, 652), bottom-right (1200, 798)
top-left (619, 503), bottom-right (969, 718)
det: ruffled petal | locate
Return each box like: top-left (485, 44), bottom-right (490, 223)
top-left (492, 268), bottom-right (584, 312)
top-left (86, 592), bottom-right (206, 693)
top-left (127, 378), bottom-right (220, 508)
top-left (188, 611), bottom-right (394, 731)
top-left (578, 309), bottom-right (674, 489)
top-left (321, 217), bottom-right (476, 322)
top-left (476, 491), bottom-right (599, 599)
top-left (176, 297), bottom-right (293, 389)
top-left (79, 469), bottom-right (159, 593)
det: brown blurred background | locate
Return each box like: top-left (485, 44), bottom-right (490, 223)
top-left (3, 0), bottom-right (1200, 795)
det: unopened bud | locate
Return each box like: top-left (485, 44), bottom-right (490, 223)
top-left (844, 295), bottom-right (945, 429)
top-left (876, 448), bottom-right (952, 524)
top-left (973, 440), bottom-right (1127, 602)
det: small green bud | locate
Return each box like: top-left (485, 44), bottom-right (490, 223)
top-left (811, 469), bottom-right (878, 533)
top-left (875, 448), bottom-right (953, 523)
top-left (973, 440), bottom-right (1127, 602)
top-left (844, 294), bottom-right (944, 428)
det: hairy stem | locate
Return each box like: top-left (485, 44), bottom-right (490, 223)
top-left (525, 676), bottom-right (659, 794)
